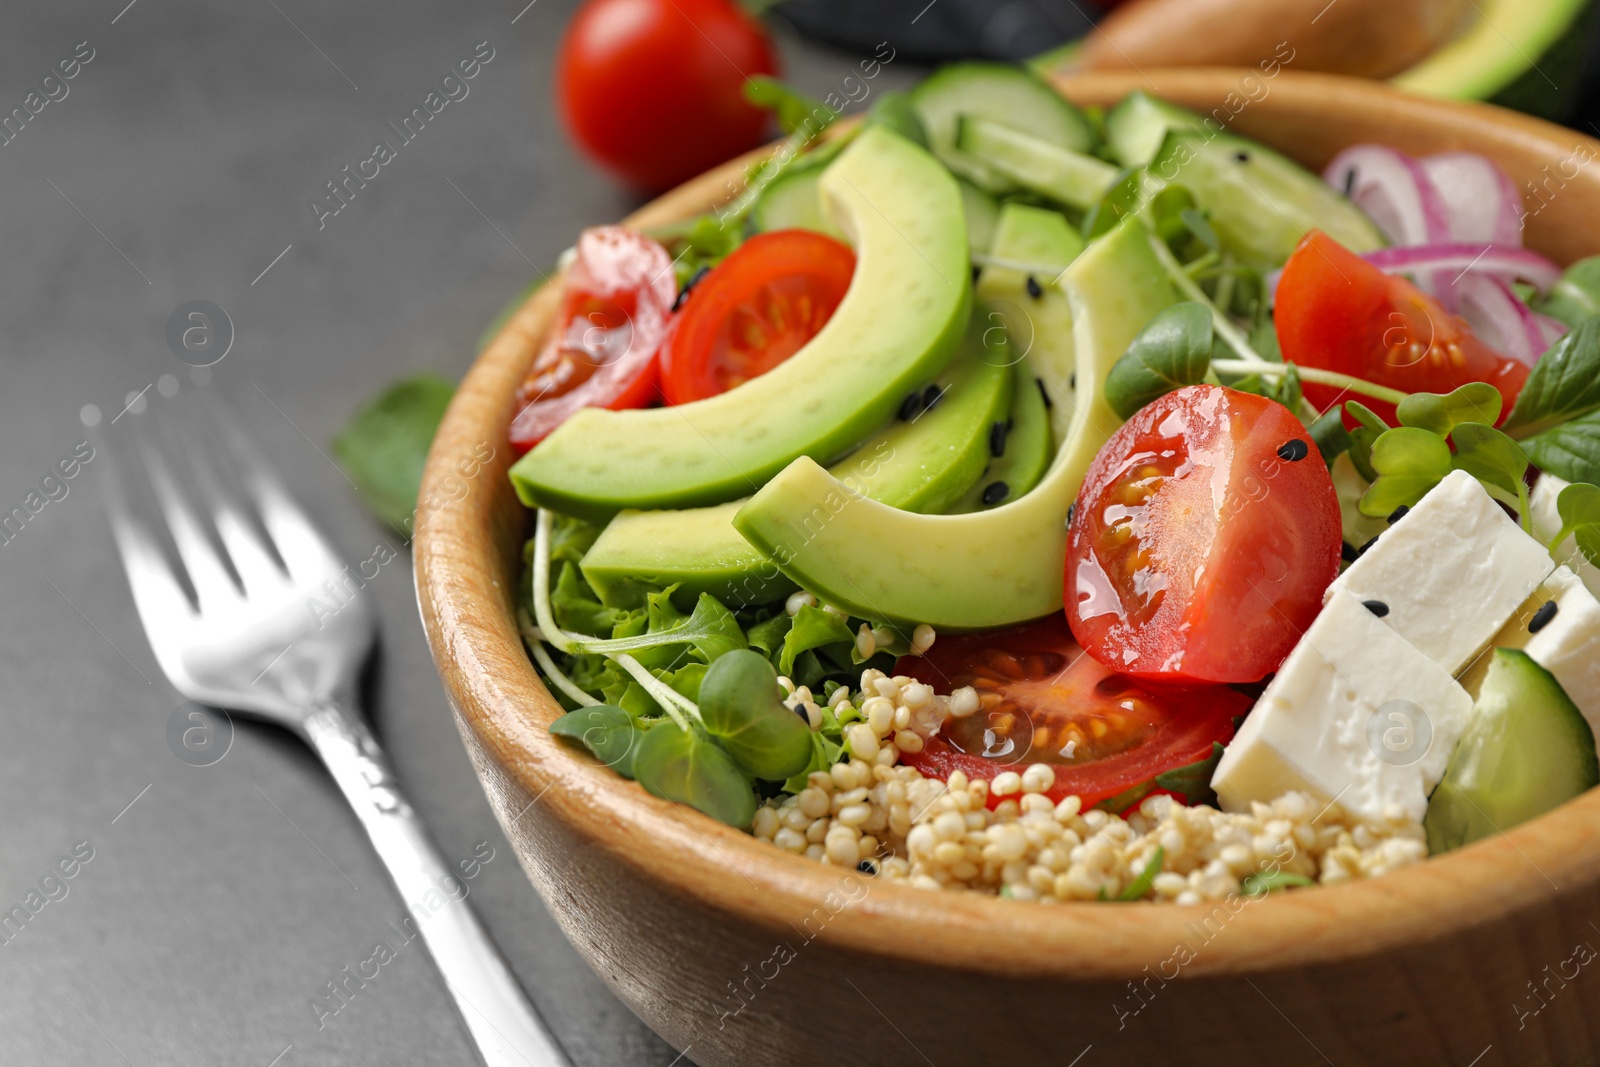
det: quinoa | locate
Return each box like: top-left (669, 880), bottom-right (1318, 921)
top-left (752, 667), bottom-right (1429, 903)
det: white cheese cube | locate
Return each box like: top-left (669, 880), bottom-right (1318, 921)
top-left (1476, 566), bottom-right (1600, 751)
top-left (1213, 591), bottom-right (1473, 824)
top-left (1326, 469), bottom-right (1553, 674)
top-left (1528, 474), bottom-right (1600, 598)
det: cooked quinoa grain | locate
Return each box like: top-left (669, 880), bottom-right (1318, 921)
top-left (755, 668), bottom-right (1428, 902)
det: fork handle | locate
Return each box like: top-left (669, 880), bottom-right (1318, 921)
top-left (303, 702), bottom-right (566, 1067)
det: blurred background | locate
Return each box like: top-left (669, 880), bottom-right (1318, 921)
top-left (2, 0), bottom-right (1598, 1064)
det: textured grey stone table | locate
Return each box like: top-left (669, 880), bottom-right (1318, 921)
top-left (0, 3), bottom-right (913, 1063)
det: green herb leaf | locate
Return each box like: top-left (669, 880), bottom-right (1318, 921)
top-left (1153, 743), bottom-right (1225, 807)
top-left (549, 705), bottom-right (641, 779)
top-left (1449, 423), bottom-right (1529, 499)
top-left (632, 724), bottom-right (757, 828)
top-left (1537, 257), bottom-right (1600, 328)
top-left (1308, 405), bottom-right (1352, 465)
top-left (1241, 869), bottom-right (1315, 897)
top-left (1552, 480), bottom-right (1600, 569)
top-left (697, 650), bottom-right (813, 781)
top-left (1116, 846), bottom-right (1165, 902)
top-left (551, 562), bottom-right (625, 638)
top-left (743, 76), bottom-right (838, 138)
top-left (1396, 383), bottom-right (1503, 436)
top-left (1359, 427), bottom-right (1452, 517)
top-left (580, 592), bottom-right (748, 663)
top-left (1103, 301), bottom-right (1214, 419)
top-left (745, 612), bottom-right (793, 660)
top-left (783, 732), bottom-right (845, 793)
top-left (779, 605), bottom-right (856, 678)
top-left (332, 374), bottom-right (455, 533)
top-left (1226, 362), bottom-right (1302, 412)
top-left (1522, 408), bottom-right (1600, 486)
top-left (1345, 401), bottom-right (1392, 434)
top-left (1502, 316), bottom-right (1600, 437)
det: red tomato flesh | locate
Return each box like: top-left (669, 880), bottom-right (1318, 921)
top-left (508, 227), bottom-right (675, 453)
top-left (1276, 230), bottom-right (1529, 426)
top-left (556, 0), bottom-right (781, 192)
top-left (1065, 385), bottom-right (1341, 684)
top-left (897, 615), bottom-right (1246, 810)
top-left (659, 230), bottom-right (855, 405)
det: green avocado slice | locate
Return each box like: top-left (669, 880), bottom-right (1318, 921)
top-left (510, 127), bottom-right (972, 522)
top-left (732, 218), bottom-right (1178, 629)
top-left (580, 325), bottom-right (1014, 608)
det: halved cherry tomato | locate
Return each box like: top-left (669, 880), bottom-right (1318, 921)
top-left (896, 614), bottom-right (1246, 810)
top-left (508, 227), bottom-right (675, 452)
top-left (1066, 385), bottom-right (1341, 684)
top-left (658, 230), bottom-right (855, 405)
top-left (1276, 230), bottom-right (1529, 426)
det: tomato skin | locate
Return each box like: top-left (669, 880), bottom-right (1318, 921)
top-left (659, 230), bottom-right (856, 405)
top-left (557, 0), bottom-right (781, 192)
top-left (508, 227), bottom-right (675, 453)
top-left (896, 615), bottom-right (1246, 810)
top-left (1276, 230), bottom-right (1530, 426)
top-left (1065, 385), bottom-right (1341, 684)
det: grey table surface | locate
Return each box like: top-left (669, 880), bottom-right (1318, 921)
top-left (0, 3), bottom-right (917, 1064)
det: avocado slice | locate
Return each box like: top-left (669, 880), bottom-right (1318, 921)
top-left (1103, 91), bottom-right (1212, 170)
top-left (579, 325), bottom-right (1014, 607)
top-left (732, 218), bottom-right (1178, 629)
top-left (510, 127), bottom-right (972, 522)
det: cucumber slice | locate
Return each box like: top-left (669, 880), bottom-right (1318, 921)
top-left (864, 90), bottom-right (928, 148)
top-left (750, 167), bottom-right (842, 238)
top-left (955, 115), bottom-right (1120, 211)
top-left (1425, 648), bottom-right (1599, 854)
top-left (957, 179), bottom-right (1000, 255)
top-left (908, 62), bottom-right (1094, 193)
top-left (1104, 92), bottom-right (1211, 169)
top-left (949, 358), bottom-right (1050, 512)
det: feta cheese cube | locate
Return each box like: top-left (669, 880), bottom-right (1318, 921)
top-left (1475, 566), bottom-right (1600, 752)
top-left (1528, 474), bottom-right (1600, 598)
top-left (1212, 591), bottom-right (1473, 824)
top-left (1327, 469), bottom-right (1553, 674)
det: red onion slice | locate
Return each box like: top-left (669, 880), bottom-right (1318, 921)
top-left (1324, 145), bottom-right (1451, 247)
top-left (1419, 152), bottom-right (1524, 247)
top-left (1455, 274), bottom-right (1553, 368)
top-left (1362, 243), bottom-right (1561, 293)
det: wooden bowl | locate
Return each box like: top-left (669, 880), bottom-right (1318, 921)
top-left (416, 70), bottom-right (1600, 1067)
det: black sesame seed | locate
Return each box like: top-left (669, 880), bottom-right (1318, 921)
top-left (923, 384), bottom-right (944, 411)
top-left (793, 703), bottom-right (810, 723)
top-left (1234, 150), bottom-right (1251, 163)
top-left (1341, 541), bottom-right (1359, 563)
top-left (972, 264), bottom-right (983, 285)
top-left (671, 265), bottom-right (711, 311)
top-left (1387, 505), bottom-right (1410, 525)
top-left (982, 481), bottom-right (1009, 506)
top-left (1342, 168), bottom-right (1356, 197)
top-left (1355, 533), bottom-right (1380, 558)
top-left (1026, 274), bottom-right (1043, 300)
top-left (989, 420), bottom-right (1008, 458)
top-left (1066, 502), bottom-right (1076, 527)
top-left (857, 859), bottom-right (878, 875)
top-left (1276, 439), bottom-right (1310, 462)
top-left (898, 392), bottom-right (922, 421)
top-left (1070, 371), bottom-right (1077, 391)
top-left (1037, 377), bottom-right (1053, 408)
top-left (1529, 599), bottom-right (1560, 634)
top-left (1362, 599), bottom-right (1390, 617)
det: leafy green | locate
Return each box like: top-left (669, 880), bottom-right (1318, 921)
top-left (783, 732), bottom-right (845, 794)
top-left (779, 605), bottom-right (855, 678)
top-left (551, 563), bottom-right (626, 637)
top-left (1450, 423), bottom-right (1529, 500)
top-left (664, 662), bottom-right (708, 704)
top-left (548, 513), bottom-right (603, 566)
top-left (1359, 427), bottom-right (1453, 517)
top-left (1308, 405), bottom-right (1352, 465)
top-left (1346, 401), bottom-right (1392, 482)
top-left (1551, 480), bottom-right (1600, 569)
top-left (743, 76), bottom-right (838, 138)
top-left (632, 724), bottom-right (757, 828)
top-left (549, 705), bottom-right (641, 779)
top-left (1396, 383), bottom-right (1503, 436)
top-left (1241, 869), bottom-right (1315, 897)
top-left (581, 593), bottom-right (748, 663)
top-left (1346, 401), bottom-right (1391, 433)
top-left (1153, 743), bottom-right (1225, 807)
top-left (655, 214), bottom-right (744, 291)
top-left (1522, 409), bottom-right (1600, 486)
top-left (745, 612), bottom-right (792, 660)
top-left (1103, 301), bottom-right (1214, 419)
top-left (332, 374), bottom-right (455, 534)
top-left (1537, 257), bottom-right (1600, 328)
top-left (1502, 316), bottom-right (1600, 437)
top-left (697, 650), bottom-right (813, 781)
top-left (1227, 362), bottom-right (1302, 412)
top-left (1116, 846), bottom-right (1165, 902)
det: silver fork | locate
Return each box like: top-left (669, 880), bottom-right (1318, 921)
top-left (102, 395), bottom-right (564, 1067)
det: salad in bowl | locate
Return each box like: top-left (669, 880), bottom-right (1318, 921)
top-left (501, 61), bottom-right (1600, 908)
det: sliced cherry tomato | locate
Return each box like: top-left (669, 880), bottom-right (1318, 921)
top-left (897, 615), bottom-right (1246, 810)
top-left (557, 0), bottom-right (781, 192)
top-left (508, 227), bottom-right (675, 452)
top-left (1276, 230), bottom-right (1530, 426)
top-left (658, 230), bottom-right (855, 405)
top-left (1066, 384), bottom-right (1341, 684)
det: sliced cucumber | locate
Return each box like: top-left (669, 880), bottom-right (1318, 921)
top-left (1104, 92), bottom-right (1211, 169)
top-left (1425, 649), bottom-right (1599, 854)
top-left (949, 358), bottom-right (1051, 512)
top-left (958, 179), bottom-right (1000, 255)
top-left (955, 116), bottom-right (1120, 212)
top-left (750, 167), bottom-right (842, 238)
top-left (864, 90), bottom-right (928, 148)
top-left (908, 62), bottom-right (1094, 193)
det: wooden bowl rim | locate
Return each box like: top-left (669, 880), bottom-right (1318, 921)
top-left (417, 68), bottom-right (1600, 982)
